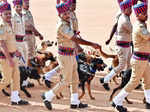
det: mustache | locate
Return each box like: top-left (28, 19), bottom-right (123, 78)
top-left (66, 17), bottom-right (70, 19)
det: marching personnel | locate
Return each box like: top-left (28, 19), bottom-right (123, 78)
top-left (41, 0), bottom-right (101, 110)
top-left (42, 0), bottom-right (82, 88)
top-left (100, 0), bottom-right (133, 91)
top-left (112, 2), bottom-right (150, 111)
top-left (0, 2), bottom-right (29, 105)
top-left (22, 0), bottom-right (43, 61)
top-left (12, 0), bottom-right (28, 66)
top-left (105, 0), bottom-right (123, 45)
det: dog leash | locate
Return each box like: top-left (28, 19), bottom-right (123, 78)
top-left (16, 55), bottom-right (26, 64)
top-left (20, 56), bottom-right (26, 64)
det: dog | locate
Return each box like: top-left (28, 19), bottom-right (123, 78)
top-left (1, 66), bottom-right (41, 98)
top-left (42, 40), bottom-right (57, 47)
top-left (100, 51), bottom-right (133, 104)
top-left (109, 69), bottom-right (133, 104)
top-left (96, 48), bottom-right (134, 104)
top-left (42, 52), bottom-right (107, 100)
top-left (92, 48), bottom-right (119, 85)
top-left (109, 68), bottom-right (146, 104)
top-left (29, 52), bottom-right (57, 74)
top-left (77, 53), bottom-right (107, 100)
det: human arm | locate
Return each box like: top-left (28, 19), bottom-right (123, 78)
top-left (0, 40), bottom-right (14, 67)
top-left (106, 22), bottom-right (118, 45)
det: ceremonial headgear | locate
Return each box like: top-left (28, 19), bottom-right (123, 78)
top-left (56, 0), bottom-right (71, 15)
top-left (133, 2), bottom-right (147, 16)
top-left (0, 2), bottom-right (11, 13)
top-left (120, 0), bottom-right (132, 10)
top-left (13, 0), bottom-right (23, 6)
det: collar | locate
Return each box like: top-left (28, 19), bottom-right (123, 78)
top-left (89, 66), bottom-right (96, 74)
top-left (122, 13), bottom-right (130, 20)
top-left (13, 11), bottom-right (22, 18)
top-left (60, 19), bottom-right (70, 26)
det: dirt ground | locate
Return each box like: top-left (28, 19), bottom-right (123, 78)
top-left (0, 0), bottom-right (150, 112)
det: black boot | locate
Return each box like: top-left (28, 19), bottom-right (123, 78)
top-left (70, 102), bottom-right (88, 109)
top-left (11, 100), bottom-right (29, 105)
top-left (100, 78), bottom-right (110, 91)
top-left (145, 102), bottom-right (150, 109)
top-left (100, 78), bottom-right (104, 83)
top-left (111, 102), bottom-right (127, 112)
top-left (41, 93), bottom-right (52, 110)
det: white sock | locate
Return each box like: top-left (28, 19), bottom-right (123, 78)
top-left (22, 80), bottom-right (28, 86)
top-left (71, 93), bottom-right (80, 105)
top-left (45, 90), bottom-right (55, 102)
top-left (113, 89), bottom-right (129, 106)
top-left (104, 69), bottom-right (116, 83)
top-left (45, 68), bottom-right (58, 81)
top-left (144, 89), bottom-right (150, 104)
top-left (11, 91), bottom-right (21, 102)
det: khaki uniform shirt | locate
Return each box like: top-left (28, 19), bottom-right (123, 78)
top-left (0, 19), bottom-right (17, 52)
top-left (22, 9), bottom-right (34, 31)
top-left (132, 21), bottom-right (150, 53)
top-left (57, 20), bottom-right (76, 48)
top-left (12, 11), bottom-right (25, 36)
top-left (117, 14), bottom-right (132, 42)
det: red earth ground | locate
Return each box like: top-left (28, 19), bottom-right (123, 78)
top-left (0, 0), bottom-right (150, 112)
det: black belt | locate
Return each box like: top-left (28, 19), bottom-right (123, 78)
top-left (116, 41), bottom-right (132, 47)
top-left (133, 52), bottom-right (150, 60)
top-left (25, 30), bottom-right (33, 35)
top-left (16, 35), bottom-right (24, 42)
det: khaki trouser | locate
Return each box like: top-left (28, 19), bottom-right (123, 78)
top-left (25, 35), bottom-right (36, 59)
top-left (52, 55), bottom-right (79, 95)
top-left (16, 41), bottom-right (28, 66)
top-left (125, 58), bottom-right (150, 92)
top-left (114, 46), bottom-right (132, 74)
top-left (0, 57), bottom-right (20, 91)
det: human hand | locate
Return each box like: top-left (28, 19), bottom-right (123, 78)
top-left (39, 35), bottom-right (44, 40)
top-left (105, 39), bottom-right (110, 45)
top-left (15, 50), bottom-right (22, 57)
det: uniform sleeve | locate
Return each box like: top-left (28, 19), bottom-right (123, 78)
top-left (115, 12), bottom-right (122, 23)
top-left (139, 25), bottom-right (150, 40)
top-left (58, 24), bottom-right (74, 40)
top-left (0, 25), bottom-right (5, 41)
top-left (70, 13), bottom-right (78, 32)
